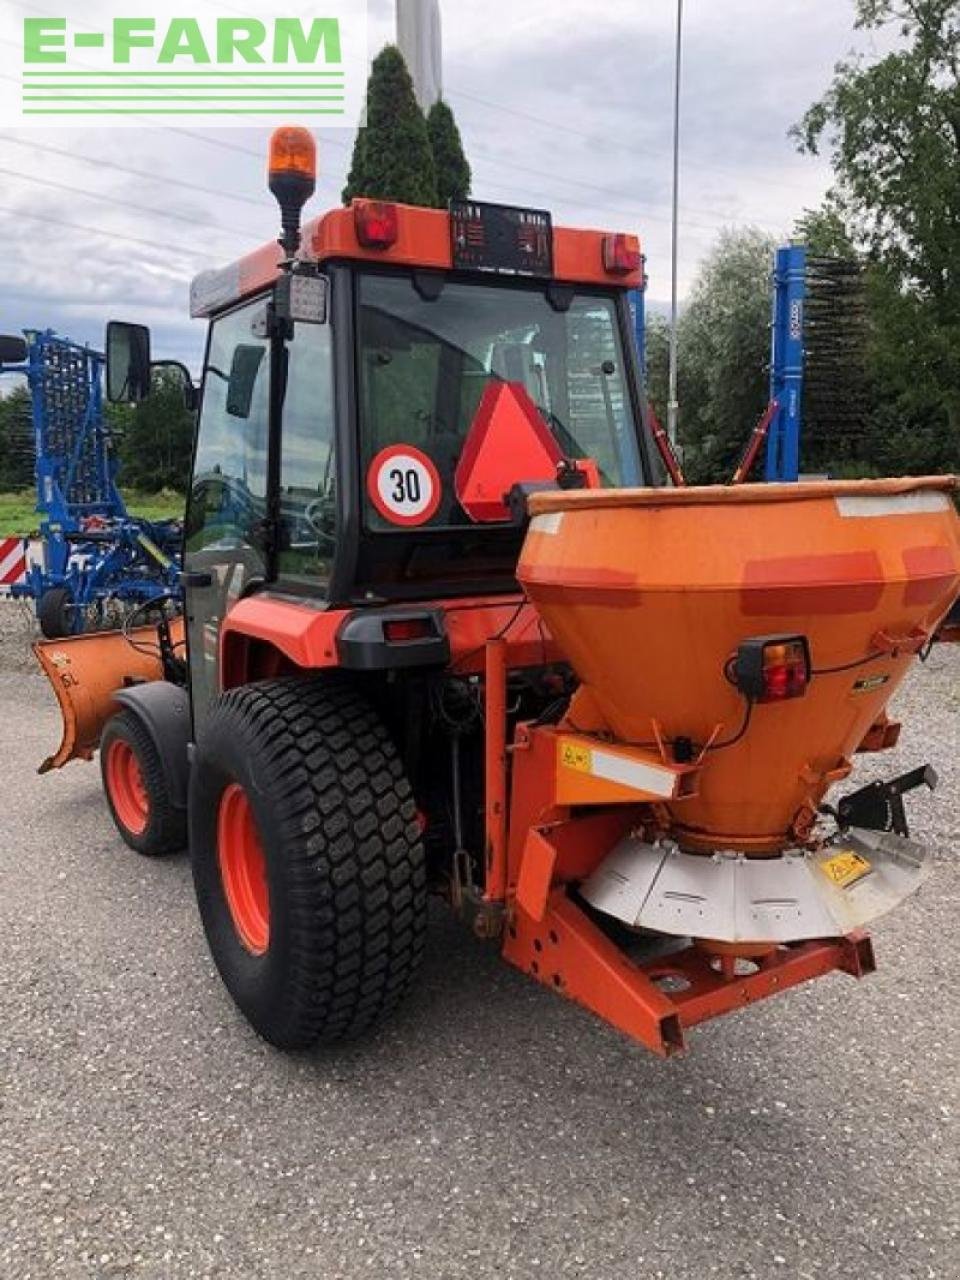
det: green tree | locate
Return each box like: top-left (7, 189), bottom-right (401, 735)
top-left (675, 228), bottom-right (777, 483)
top-left (643, 312), bottom-right (670, 420)
top-left (342, 45), bottom-right (437, 207)
top-left (863, 269), bottom-right (959, 474)
top-left (0, 385), bottom-right (34, 491)
top-left (794, 202), bottom-right (856, 258)
top-left (115, 368), bottom-right (194, 493)
top-left (793, 0), bottom-right (960, 470)
top-left (426, 98), bottom-right (471, 207)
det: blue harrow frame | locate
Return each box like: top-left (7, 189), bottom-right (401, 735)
top-left (0, 329), bottom-right (181, 634)
top-left (764, 245), bottom-right (807, 483)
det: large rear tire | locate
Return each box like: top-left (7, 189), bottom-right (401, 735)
top-left (189, 679), bottom-right (427, 1049)
top-left (100, 710), bottom-right (187, 856)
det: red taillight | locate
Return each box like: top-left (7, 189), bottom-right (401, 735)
top-left (762, 643), bottom-right (809, 700)
top-left (732, 635), bottom-right (810, 703)
top-left (602, 233), bottom-right (641, 276)
top-left (384, 617), bottom-right (433, 643)
top-left (354, 200), bottom-right (399, 249)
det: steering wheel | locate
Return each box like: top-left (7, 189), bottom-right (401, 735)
top-left (303, 498), bottom-right (338, 547)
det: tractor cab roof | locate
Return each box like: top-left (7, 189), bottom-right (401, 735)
top-left (190, 199), bottom-right (643, 318)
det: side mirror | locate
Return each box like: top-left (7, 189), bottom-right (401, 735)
top-left (106, 320), bottom-right (152, 403)
top-left (226, 345), bottom-right (266, 419)
top-left (0, 334), bottom-right (28, 364)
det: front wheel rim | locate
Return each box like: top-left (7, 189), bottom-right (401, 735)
top-left (217, 783), bottom-right (270, 956)
top-left (106, 739), bottom-right (149, 835)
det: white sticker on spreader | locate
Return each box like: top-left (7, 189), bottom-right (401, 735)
top-left (529, 512), bottom-right (564, 536)
top-left (835, 492), bottom-right (950, 518)
top-left (367, 445), bottom-right (442, 527)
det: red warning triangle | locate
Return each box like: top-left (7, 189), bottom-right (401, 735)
top-left (455, 381), bottom-right (563, 523)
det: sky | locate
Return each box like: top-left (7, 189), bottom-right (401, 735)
top-left (0, 0), bottom-right (895, 375)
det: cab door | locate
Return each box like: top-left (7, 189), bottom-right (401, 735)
top-left (183, 299), bottom-right (270, 732)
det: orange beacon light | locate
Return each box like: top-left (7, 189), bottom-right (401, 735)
top-left (268, 126), bottom-right (317, 257)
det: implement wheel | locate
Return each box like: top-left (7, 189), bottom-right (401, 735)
top-left (100, 710), bottom-right (186, 856)
top-left (38, 586), bottom-right (76, 639)
top-left (189, 679), bottom-right (427, 1049)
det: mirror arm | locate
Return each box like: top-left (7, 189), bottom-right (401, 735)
top-left (151, 359), bottom-right (199, 411)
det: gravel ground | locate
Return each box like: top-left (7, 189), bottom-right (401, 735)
top-left (0, 597), bottom-right (41, 672)
top-left (1, 606), bottom-right (958, 1279)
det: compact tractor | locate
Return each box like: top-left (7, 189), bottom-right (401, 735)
top-left (34, 129), bottom-right (960, 1057)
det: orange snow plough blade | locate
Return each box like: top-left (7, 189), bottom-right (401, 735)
top-left (33, 619), bottom-right (184, 773)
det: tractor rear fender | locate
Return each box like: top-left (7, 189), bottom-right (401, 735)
top-left (113, 683), bottom-right (191, 811)
top-left (33, 619), bottom-right (184, 773)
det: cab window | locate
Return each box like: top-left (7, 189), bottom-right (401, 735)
top-left (357, 272), bottom-right (643, 531)
top-left (276, 321), bottom-right (336, 586)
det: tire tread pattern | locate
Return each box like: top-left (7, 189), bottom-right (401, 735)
top-left (192, 678), bottom-right (427, 1048)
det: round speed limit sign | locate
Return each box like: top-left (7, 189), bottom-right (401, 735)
top-left (366, 445), bottom-right (442, 527)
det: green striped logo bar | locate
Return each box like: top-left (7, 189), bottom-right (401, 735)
top-left (3, 5), bottom-right (368, 128)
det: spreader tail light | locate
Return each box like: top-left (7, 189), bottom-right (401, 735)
top-left (732, 635), bottom-right (811, 703)
top-left (354, 200), bottom-right (399, 249)
top-left (602, 233), bottom-right (641, 276)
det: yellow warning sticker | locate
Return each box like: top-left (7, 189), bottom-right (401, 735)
top-left (852, 674), bottom-right (890, 695)
top-left (820, 849), bottom-right (872, 889)
top-left (559, 740), bottom-right (592, 774)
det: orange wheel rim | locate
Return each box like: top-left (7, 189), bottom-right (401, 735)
top-left (218, 783), bottom-right (270, 956)
top-left (105, 739), bottom-right (149, 836)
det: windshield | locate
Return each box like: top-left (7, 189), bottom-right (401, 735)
top-left (357, 272), bottom-right (643, 531)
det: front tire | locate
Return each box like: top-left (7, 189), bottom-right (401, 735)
top-left (100, 710), bottom-right (186, 855)
top-left (189, 679), bottom-right (427, 1049)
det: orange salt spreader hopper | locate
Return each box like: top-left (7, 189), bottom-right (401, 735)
top-left (515, 476), bottom-right (960, 947)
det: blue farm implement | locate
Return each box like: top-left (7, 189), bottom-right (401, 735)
top-left (0, 329), bottom-right (182, 637)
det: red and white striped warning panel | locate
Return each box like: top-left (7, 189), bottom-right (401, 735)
top-left (0, 537), bottom-right (28, 595)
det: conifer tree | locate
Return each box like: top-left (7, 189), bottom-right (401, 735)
top-left (426, 98), bottom-right (471, 207)
top-left (342, 45), bottom-right (437, 207)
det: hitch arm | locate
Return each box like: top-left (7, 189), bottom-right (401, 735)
top-left (834, 765), bottom-right (938, 838)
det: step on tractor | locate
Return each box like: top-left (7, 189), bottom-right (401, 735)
top-left (34, 129), bottom-right (960, 1057)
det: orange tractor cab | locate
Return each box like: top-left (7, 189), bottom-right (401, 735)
top-left (35, 129), bottom-right (960, 1057)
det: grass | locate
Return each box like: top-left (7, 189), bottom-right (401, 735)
top-left (0, 490), bottom-right (184, 536)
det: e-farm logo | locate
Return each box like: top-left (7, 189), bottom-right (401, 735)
top-left (1, 2), bottom-right (368, 128)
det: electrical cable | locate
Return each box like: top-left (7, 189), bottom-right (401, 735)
top-left (704, 695), bottom-right (754, 751)
top-left (468, 168), bottom-right (785, 238)
top-left (447, 84), bottom-right (822, 198)
top-left (450, 596), bottom-right (528, 673)
top-left (566, 690), bottom-right (754, 757)
top-left (811, 651), bottom-right (885, 676)
top-left (467, 150), bottom-right (784, 236)
top-left (0, 202), bottom-right (210, 261)
top-left (0, 165), bottom-right (259, 243)
top-left (0, 133), bottom-right (269, 209)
